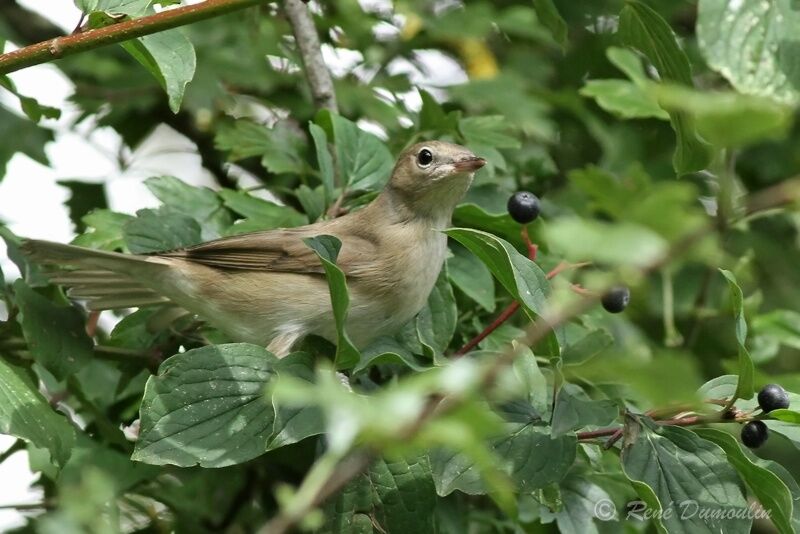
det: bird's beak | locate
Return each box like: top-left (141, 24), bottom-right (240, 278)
top-left (452, 156), bottom-right (487, 172)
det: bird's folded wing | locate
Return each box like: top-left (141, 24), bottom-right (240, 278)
top-left (157, 228), bottom-right (373, 276)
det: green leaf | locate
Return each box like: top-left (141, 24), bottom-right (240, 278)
top-left (416, 268), bottom-right (457, 357)
top-left (303, 235), bottom-right (361, 369)
top-left (545, 218), bottom-right (668, 268)
top-left (580, 79), bottom-right (670, 120)
top-left (321, 454), bottom-right (437, 534)
top-left (72, 210), bottom-right (133, 251)
top-left (768, 409), bottom-right (800, 424)
top-left (752, 309), bottom-right (800, 350)
top-left (353, 337), bottom-right (430, 375)
top-left (0, 358), bottom-right (75, 467)
top-left (447, 242), bottom-right (495, 311)
top-left (122, 29), bottom-right (196, 113)
top-left (459, 116), bottom-right (520, 149)
top-left (719, 269), bottom-right (755, 401)
top-left (551, 471), bottom-right (618, 532)
top-left (14, 280), bottom-right (92, 381)
top-left (621, 423), bottom-right (751, 533)
top-left (551, 384), bottom-right (618, 437)
top-left (132, 343), bottom-right (277, 467)
top-left (123, 207), bottom-right (202, 253)
top-left (444, 228), bottom-right (549, 320)
top-left (532, 0), bottom-right (568, 49)
top-left (512, 344), bottom-right (549, 419)
top-left (694, 428), bottom-right (794, 534)
top-left (320, 110), bottom-right (394, 191)
top-left (649, 84), bottom-right (794, 147)
top-left (760, 460), bottom-right (800, 533)
top-left (561, 329), bottom-right (613, 366)
top-left (266, 352), bottom-right (324, 451)
top-left (219, 189), bottom-right (308, 233)
top-left (215, 120), bottom-right (307, 175)
top-left (309, 122), bottom-right (335, 201)
top-left (0, 105), bottom-right (52, 179)
top-left (618, 1), bottom-right (713, 174)
top-left (145, 176), bottom-right (231, 240)
top-left (431, 423), bottom-right (576, 496)
top-left (77, 0), bottom-right (151, 16)
top-left (698, 0), bottom-right (800, 105)
top-left (581, 46), bottom-right (670, 120)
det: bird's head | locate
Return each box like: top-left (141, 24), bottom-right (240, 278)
top-left (386, 140), bottom-right (485, 222)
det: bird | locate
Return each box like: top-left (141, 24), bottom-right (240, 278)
top-left (21, 141), bottom-right (486, 357)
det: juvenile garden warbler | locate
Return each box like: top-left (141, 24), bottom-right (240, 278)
top-left (22, 141), bottom-right (485, 356)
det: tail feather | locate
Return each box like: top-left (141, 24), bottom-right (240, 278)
top-left (21, 239), bottom-right (174, 311)
top-left (21, 239), bottom-right (150, 272)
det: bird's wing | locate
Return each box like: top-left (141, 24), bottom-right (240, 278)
top-left (157, 227), bottom-right (376, 276)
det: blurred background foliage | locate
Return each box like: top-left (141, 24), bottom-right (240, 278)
top-left (2, 0), bottom-right (800, 532)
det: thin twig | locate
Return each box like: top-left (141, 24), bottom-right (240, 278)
top-left (0, 0), bottom-right (265, 75)
top-left (282, 0), bottom-right (338, 112)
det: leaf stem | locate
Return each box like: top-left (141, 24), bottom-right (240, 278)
top-left (0, 0), bottom-right (265, 75)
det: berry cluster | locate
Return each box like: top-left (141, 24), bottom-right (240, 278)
top-left (741, 383), bottom-right (791, 449)
top-left (507, 191), bottom-right (631, 314)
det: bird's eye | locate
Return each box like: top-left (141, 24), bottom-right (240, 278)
top-left (417, 148), bottom-right (433, 167)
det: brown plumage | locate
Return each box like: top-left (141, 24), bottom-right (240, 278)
top-left (21, 141), bottom-right (485, 356)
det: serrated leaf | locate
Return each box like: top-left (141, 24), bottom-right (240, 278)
top-left (0, 358), bottom-right (75, 467)
top-left (123, 207), bottom-right (202, 253)
top-left (76, 0), bottom-right (150, 15)
top-left (145, 176), bottom-right (231, 240)
top-left (219, 189), bottom-right (308, 233)
top-left (215, 120), bottom-right (307, 175)
top-left (719, 269), bottom-right (754, 401)
top-left (698, 0), bottom-right (800, 105)
top-left (695, 427), bottom-right (794, 534)
top-left (551, 384), bottom-right (618, 437)
top-left (303, 235), bottom-right (361, 369)
top-left (14, 280), bottom-right (92, 381)
top-left (132, 343), bottom-right (277, 467)
top-left (72, 210), bottom-right (133, 251)
top-left (319, 110), bottom-right (394, 191)
top-left (618, 1), bottom-right (713, 174)
top-left (621, 423), bottom-right (751, 533)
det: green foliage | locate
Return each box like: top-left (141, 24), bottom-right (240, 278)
top-left (3, 0), bottom-right (800, 531)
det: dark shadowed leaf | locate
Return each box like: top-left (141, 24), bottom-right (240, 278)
top-left (14, 280), bottom-right (92, 381)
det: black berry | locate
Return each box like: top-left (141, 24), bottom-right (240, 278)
top-left (507, 191), bottom-right (541, 224)
top-left (758, 384), bottom-right (790, 413)
top-left (601, 286), bottom-right (630, 313)
top-left (741, 420), bottom-right (769, 449)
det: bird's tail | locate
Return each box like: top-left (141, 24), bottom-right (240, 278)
top-left (20, 239), bottom-right (170, 310)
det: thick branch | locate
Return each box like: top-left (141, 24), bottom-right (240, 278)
top-left (0, 0), bottom-right (264, 75)
top-left (283, 0), bottom-right (338, 112)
